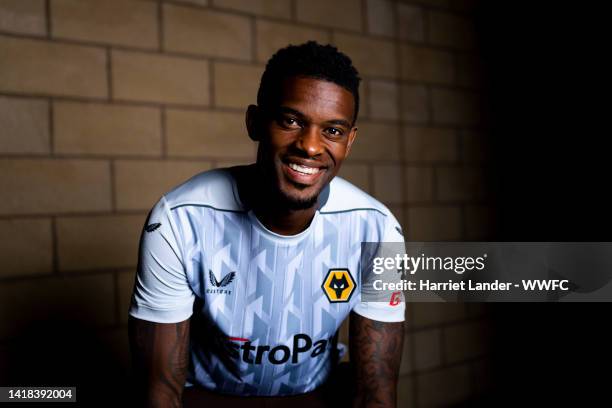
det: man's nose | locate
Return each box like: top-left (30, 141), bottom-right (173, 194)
top-left (296, 126), bottom-right (324, 157)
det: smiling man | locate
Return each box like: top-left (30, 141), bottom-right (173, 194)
top-left (128, 42), bottom-right (405, 408)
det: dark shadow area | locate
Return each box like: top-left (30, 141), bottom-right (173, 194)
top-left (1, 319), bottom-right (132, 407)
top-left (473, 0), bottom-right (612, 405)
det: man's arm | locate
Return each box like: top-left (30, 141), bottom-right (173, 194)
top-left (349, 311), bottom-right (404, 408)
top-left (128, 316), bottom-right (190, 408)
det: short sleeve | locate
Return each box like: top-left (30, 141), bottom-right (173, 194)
top-left (128, 195), bottom-right (195, 323)
top-left (352, 211), bottom-right (406, 323)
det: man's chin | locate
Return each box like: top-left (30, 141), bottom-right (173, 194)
top-left (277, 188), bottom-right (319, 210)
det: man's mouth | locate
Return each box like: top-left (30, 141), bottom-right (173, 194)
top-left (288, 163), bottom-right (321, 175)
top-left (282, 160), bottom-right (326, 185)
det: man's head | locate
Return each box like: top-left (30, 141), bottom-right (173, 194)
top-left (247, 41), bottom-right (361, 211)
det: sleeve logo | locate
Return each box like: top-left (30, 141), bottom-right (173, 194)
top-left (145, 222), bottom-right (162, 232)
top-left (322, 268), bottom-right (355, 303)
top-left (389, 291), bottom-right (402, 306)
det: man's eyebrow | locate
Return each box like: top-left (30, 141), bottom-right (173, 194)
top-left (277, 106), bottom-right (306, 118)
top-left (324, 119), bottom-right (352, 128)
top-left (277, 107), bottom-right (352, 128)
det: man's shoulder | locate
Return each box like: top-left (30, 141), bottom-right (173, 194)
top-left (320, 176), bottom-right (392, 218)
top-left (161, 166), bottom-right (244, 212)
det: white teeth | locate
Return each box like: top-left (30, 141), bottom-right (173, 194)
top-left (288, 163), bottom-right (320, 175)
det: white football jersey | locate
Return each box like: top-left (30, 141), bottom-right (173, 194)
top-left (129, 167), bottom-right (406, 396)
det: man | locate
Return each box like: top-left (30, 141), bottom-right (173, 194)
top-left (128, 41), bottom-right (405, 408)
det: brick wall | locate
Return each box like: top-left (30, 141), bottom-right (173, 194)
top-left (0, 0), bottom-right (493, 406)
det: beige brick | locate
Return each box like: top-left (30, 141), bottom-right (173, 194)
top-left (334, 33), bottom-right (396, 79)
top-left (400, 84), bottom-right (429, 123)
top-left (255, 20), bottom-right (330, 63)
top-left (296, 0), bottom-right (362, 32)
top-left (399, 334), bottom-right (413, 375)
top-left (214, 62), bottom-right (263, 108)
top-left (443, 321), bottom-right (489, 363)
top-left (0, 218), bottom-right (52, 279)
top-left (387, 205), bottom-right (405, 232)
top-left (417, 364), bottom-right (471, 407)
top-left (213, 0), bottom-right (291, 19)
top-left (0, 0), bottom-right (45, 35)
top-left (54, 101), bottom-right (161, 156)
top-left (410, 302), bottom-right (465, 328)
top-left (118, 270), bottom-right (136, 323)
top-left (338, 163), bottom-right (370, 194)
top-left (366, 0), bottom-right (395, 37)
top-left (163, 4), bottom-right (251, 60)
top-left (465, 205), bottom-right (495, 240)
top-left (406, 206), bottom-right (461, 240)
top-left (399, 44), bottom-right (454, 84)
top-left (431, 88), bottom-right (481, 126)
top-left (0, 159), bottom-right (111, 215)
top-left (358, 80), bottom-right (368, 119)
top-left (349, 122), bottom-right (400, 161)
top-left (397, 376), bottom-right (415, 408)
top-left (51, 0), bottom-right (157, 49)
top-left (0, 274), bottom-right (114, 339)
top-left (112, 50), bottom-right (209, 105)
top-left (174, 0), bottom-right (209, 6)
top-left (57, 214), bottom-right (144, 271)
top-left (368, 80), bottom-right (399, 121)
top-left (166, 109), bottom-right (254, 158)
top-left (0, 36), bottom-right (107, 98)
top-left (373, 164), bottom-right (403, 205)
top-left (436, 166), bottom-right (486, 201)
top-left (414, 328), bottom-right (441, 371)
top-left (214, 159), bottom-right (254, 168)
top-left (398, 3), bottom-right (425, 42)
top-left (428, 11), bottom-right (475, 50)
top-left (404, 166), bottom-right (433, 202)
top-left (0, 96), bottom-right (49, 154)
top-left (403, 126), bottom-right (457, 163)
top-left (114, 159), bottom-right (212, 210)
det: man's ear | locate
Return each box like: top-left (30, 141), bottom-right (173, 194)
top-left (345, 127), bottom-right (358, 157)
top-left (246, 105), bottom-right (261, 142)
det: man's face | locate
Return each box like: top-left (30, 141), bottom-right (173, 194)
top-left (251, 76), bottom-right (358, 210)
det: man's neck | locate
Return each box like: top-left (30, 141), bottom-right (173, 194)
top-left (235, 164), bottom-right (318, 236)
top-left (253, 204), bottom-right (317, 236)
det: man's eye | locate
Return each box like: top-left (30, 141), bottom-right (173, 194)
top-left (281, 117), bottom-right (300, 127)
top-left (325, 127), bottom-right (344, 137)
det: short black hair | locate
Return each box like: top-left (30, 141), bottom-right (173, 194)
top-left (257, 41), bottom-right (361, 124)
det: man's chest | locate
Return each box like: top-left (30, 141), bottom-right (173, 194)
top-left (181, 211), bottom-right (380, 338)
top-left (192, 241), bottom-right (359, 339)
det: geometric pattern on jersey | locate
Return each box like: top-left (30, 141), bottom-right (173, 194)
top-left (129, 167), bottom-right (406, 396)
top-left (176, 205), bottom-right (382, 395)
